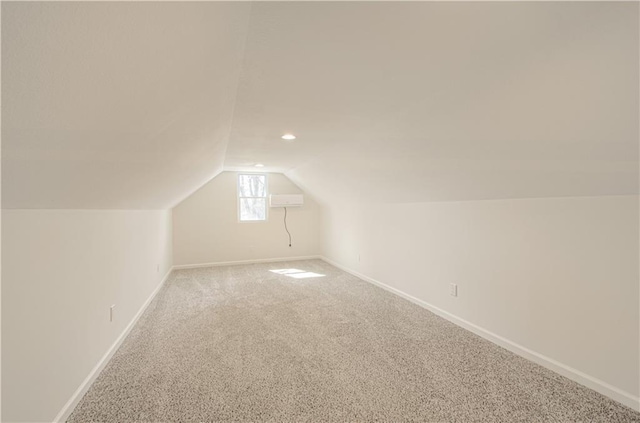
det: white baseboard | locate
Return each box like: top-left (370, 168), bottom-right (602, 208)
top-left (53, 267), bottom-right (174, 423)
top-left (320, 256), bottom-right (640, 412)
top-left (173, 255), bottom-right (321, 270)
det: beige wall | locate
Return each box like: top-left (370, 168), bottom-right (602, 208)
top-left (2, 209), bottom-right (173, 422)
top-left (173, 172), bottom-right (320, 266)
top-left (319, 195), bottom-right (639, 406)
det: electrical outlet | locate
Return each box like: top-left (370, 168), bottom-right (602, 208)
top-left (110, 304), bottom-right (116, 322)
top-left (358, 253), bottom-right (361, 262)
top-left (450, 283), bottom-right (458, 297)
top-left (157, 264), bottom-right (160, 273)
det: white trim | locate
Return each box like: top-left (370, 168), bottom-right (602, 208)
top-left (173, 255), bottom-right (321, 270)
top-left (53, 267), bottom-right (174, 423)
top-left (320, 256), bottom-right (640, 412)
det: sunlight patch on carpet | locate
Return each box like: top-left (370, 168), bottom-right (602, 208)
top-left (270, 268), bottom-right (325, 279)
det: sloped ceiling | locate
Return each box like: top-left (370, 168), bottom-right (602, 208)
top-left (2, 2), bottom-right (250, 209)
top-left (2, 2), bottom-right (638, 209)
top-left (227, 2), bottom-right (639, 204)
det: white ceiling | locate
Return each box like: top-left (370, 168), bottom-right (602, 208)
top-left (2, 2), bottom-right (250, 208)
top-left (228, 2), bottom-right (639, 203)
top-left (2, 2), bottom-right (638, 208)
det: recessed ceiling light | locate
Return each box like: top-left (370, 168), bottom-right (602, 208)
top-left (254, 163), bottom-right (264, 167)
top-left (281, 134), bottom-right (296, 140)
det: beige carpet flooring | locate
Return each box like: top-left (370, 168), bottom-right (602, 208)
top-left (68, 259), bottom-right (640, 422)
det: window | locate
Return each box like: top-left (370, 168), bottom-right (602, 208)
top-left (238, 173), bottom-right (267, 221)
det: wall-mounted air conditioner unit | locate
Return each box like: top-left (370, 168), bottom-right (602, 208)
top-left (270, 194), bottom-right (304, 208)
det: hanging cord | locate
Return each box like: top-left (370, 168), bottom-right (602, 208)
top-left (283, 207), bottom-right (292, 247)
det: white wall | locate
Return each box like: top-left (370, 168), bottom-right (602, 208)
top-left (319, 195), bottom-right (639, 407)
top-left (173, 171), bottom-right (320, 266)
top-left (2, 209), bottom-right (173, 422)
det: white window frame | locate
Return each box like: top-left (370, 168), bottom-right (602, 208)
top-left (237, 173), bottom-right (268, 222)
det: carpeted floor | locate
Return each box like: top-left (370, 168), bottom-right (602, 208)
top-left (68, 259), bottom-right (640, 422)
